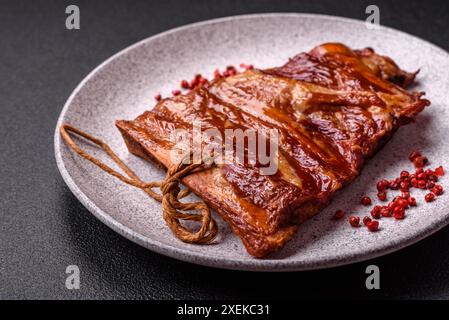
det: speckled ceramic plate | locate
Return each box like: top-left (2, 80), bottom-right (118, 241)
top-left (55, 13), bottom-right (449, 271)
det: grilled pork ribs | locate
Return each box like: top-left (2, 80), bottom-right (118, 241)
top-left (116, 43), bottom-right (429, 257)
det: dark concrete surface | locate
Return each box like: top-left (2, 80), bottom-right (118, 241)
top-left (1, 0), bottom-right (449, 299)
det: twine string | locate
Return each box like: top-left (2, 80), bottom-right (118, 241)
top-left (60, 123), bottom-right (218, 244)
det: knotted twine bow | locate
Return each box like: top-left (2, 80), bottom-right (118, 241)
top-left (60, 124), bottom-right (218, 244)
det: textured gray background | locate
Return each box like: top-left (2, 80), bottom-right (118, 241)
top-left (1, 0), bottom-right (449, 299)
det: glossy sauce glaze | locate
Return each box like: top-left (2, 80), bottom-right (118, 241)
top-left (117, 43), bottom-right (430, 257)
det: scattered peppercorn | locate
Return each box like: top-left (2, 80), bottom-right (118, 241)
top-left (371, 210), bottom-right (381, 219)
top-left (349, 216), bottom-right (360, 227)
top-left (366, 220), bottom-right (379, 232)
top-left (432, 184), bottom-right (443, 196)
top-left (377, 179), bottom-right (389, 191)
top-left (425, 193), bottom-right (435, 202)
top-left (400, 171), bottom-right (410, 179)
top-left (377, 191), bottom-right (387, 201)
top-left (361, 196), bottom-right (372, 206)
top-left (380, 207), bottom-right (392, 217)
top-left (435, 166), bottom-right (445, 177)
top-left (180, 80), bottom-right (190, 89)
top-left (393, 206), bottom-right (405, 220)
top-left (417, 172), bottom-right (427, 180)
top-left (371, 205), bottom-right (382, 219)
top-left (413, 156), bottom-right (428, 168)
top-left (418, 179), bottom-right (427, 189)
top-left (400, 181), bottom-right (410, 192)
top-left (363, 216), bottom-right (372, 226)
top-left (396, 198), bottom-right (409, 209)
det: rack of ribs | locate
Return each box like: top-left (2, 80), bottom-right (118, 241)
top-left (116, 43), bottom-right (429, 258)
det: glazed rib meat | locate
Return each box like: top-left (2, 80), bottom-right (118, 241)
top-left (116, 43), bottom-right (429, 257)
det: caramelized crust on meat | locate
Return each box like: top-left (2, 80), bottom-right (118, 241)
top-left (116, 43), bottom-right (429, 257)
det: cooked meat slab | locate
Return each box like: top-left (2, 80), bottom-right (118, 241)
top-left (116, 43), bottom-right (429, 257)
